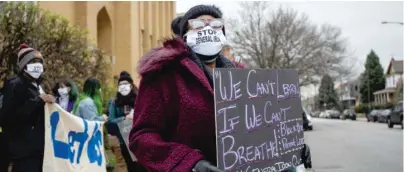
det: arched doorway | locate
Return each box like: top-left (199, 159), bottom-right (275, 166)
top-left (97, 7), bottom-right (112, 57)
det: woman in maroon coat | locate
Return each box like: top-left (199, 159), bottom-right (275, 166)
top-left (129, 5), bottom-right (242, 172)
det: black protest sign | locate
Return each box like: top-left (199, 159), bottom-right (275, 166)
top-left (213, 68), bottom-right (304, 172)
top-left (117, 119), bottom-right (137, 161)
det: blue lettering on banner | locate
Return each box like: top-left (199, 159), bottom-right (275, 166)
top-left (50, 111), bottom-right (75, 162)
top-left (87, 123), bottom-right (103, 166)
top-left (67, 119), bottom-right (89, 164)
top-left (50, 111), bottom-right (103, 166)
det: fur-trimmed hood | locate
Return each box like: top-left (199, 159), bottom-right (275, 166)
top-left (137, 37), bottom-right (190, 75)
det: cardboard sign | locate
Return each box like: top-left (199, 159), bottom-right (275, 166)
top-left (213, 69), bottom-right (304, 172)
top-left (43, 104), bottom-right (106, 172)
top-left (117, 119), bottom-right (137, 161)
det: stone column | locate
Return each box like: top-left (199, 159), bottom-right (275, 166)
top-left (114, 1), bottom-right (135, 78)
top-left (387, 92), bottom-right (391, 103)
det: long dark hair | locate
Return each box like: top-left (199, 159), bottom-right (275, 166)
top-left (72, 77), bottom-right (103, 114)
top-left (52, 77), bottom-right (79, 101)
top-left (115, 83), bottom-right (138, 107)
top-left (82, 77), bottom-right (101, 98)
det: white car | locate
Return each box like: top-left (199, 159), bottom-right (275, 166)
top-left (320, 110), bottom-right (340, 119)
top-left (319, 111), bottom-right (330, 118)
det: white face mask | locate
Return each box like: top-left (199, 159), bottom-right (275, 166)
top-left (58, 88), bottom-right (69, 97)
top-left (119, 84), bottom-right (131, 96)
top-left (25, 63), bottom-right (43, 79)
top-left (185, 26), bottom-right (227, 57)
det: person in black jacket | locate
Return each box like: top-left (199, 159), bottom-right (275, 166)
top-left (0, 44), bottom-right (55, 172)
top-left (0, 75), bottom-right (18, 172)
top-left (106, 71), bottom-right (142, 172)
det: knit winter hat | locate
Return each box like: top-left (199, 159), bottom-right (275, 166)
top-left (118, 71), bottom-right (133, 84)
top-left (171, 16), bottom-right (183, 36)
top-left (179, 5), bottom-right (225, 37)
top-left (17, 44), bottom-right (44, 72)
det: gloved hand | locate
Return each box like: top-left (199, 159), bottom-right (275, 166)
top-left (192, 160), bottom-right (224, 172)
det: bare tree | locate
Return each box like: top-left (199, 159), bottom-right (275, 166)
top-left (227, 2), bottom-right (354, 86)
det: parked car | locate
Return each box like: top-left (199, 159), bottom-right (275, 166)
top-left (377, 109), bottom-right (392, 123)
top-left (328, 110), bottom-right (341, 119)
top-left (367, 109), bottom-right (379, 122)
top-left (387, 101), bottom-right (403, 129)
top-left (319, 111), bottom-right (330, 118)
top-left (311, 111), bottom-right (321, 118)
top-left (302, 109), bottom-right (313, 131)
top-left (319, 110), bottom-right (338, 119)
top-left (342, 109), bottom-right (356, 120)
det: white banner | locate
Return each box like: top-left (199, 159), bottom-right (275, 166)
top-left (43, 104), bottom-right (107, 172)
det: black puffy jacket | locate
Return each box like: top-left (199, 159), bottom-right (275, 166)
top-left (0, 74), bottom-right (45, 159)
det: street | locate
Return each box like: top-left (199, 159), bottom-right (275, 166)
top-left (305, 118), bottom-right (403, 172)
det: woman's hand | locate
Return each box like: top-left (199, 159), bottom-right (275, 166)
top-left (125, 113), bottom-right (134, 120)
top-left (40, 94), bottom-right (55, 103)
top-left (101, 114), bottom-right (109, 121)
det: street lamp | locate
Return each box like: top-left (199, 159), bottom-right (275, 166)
top-left (381, 21), bottom-right (404, 25)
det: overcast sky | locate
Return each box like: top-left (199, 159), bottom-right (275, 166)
top-left (176, 1), bottom-right (403, 97)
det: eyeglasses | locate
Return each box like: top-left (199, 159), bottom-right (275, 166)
top-left (188, 18), bottom-right (224, 30)
top-left (119, 83), bottom-right (131, 86)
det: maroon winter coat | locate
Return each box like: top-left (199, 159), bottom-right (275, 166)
top-left (129, 37), bottom-right (240, 172)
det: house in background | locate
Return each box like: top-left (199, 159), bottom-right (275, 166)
top-left (373, 58), bottom-right (403, 104)
top-left (301, 95), bottom-right (316, 111)
top-left (395, 77), bottom-right (403, 102)
top-left (335, 79), bottom-right (360, 109)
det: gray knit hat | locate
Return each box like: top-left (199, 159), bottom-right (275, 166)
top-left (178, 5), bottom-right (225, 37)
top-left (17, 44), bottom-right (44, 72)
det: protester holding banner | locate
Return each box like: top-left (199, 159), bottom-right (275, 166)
top-left (0, 44), bottom-right (55, 172)
top-left (0, 132), bottom-right (9, 172)
top-left (0, 76), bottom-right (12, 172)
top-left (52, 77), bottom-right (79, 113)
top-left (129, 5), bottom-right (237, 172)
top-left (106, 71), bottom-right (140, 172)
top-left (73, 77), bottom-right (108, 121)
